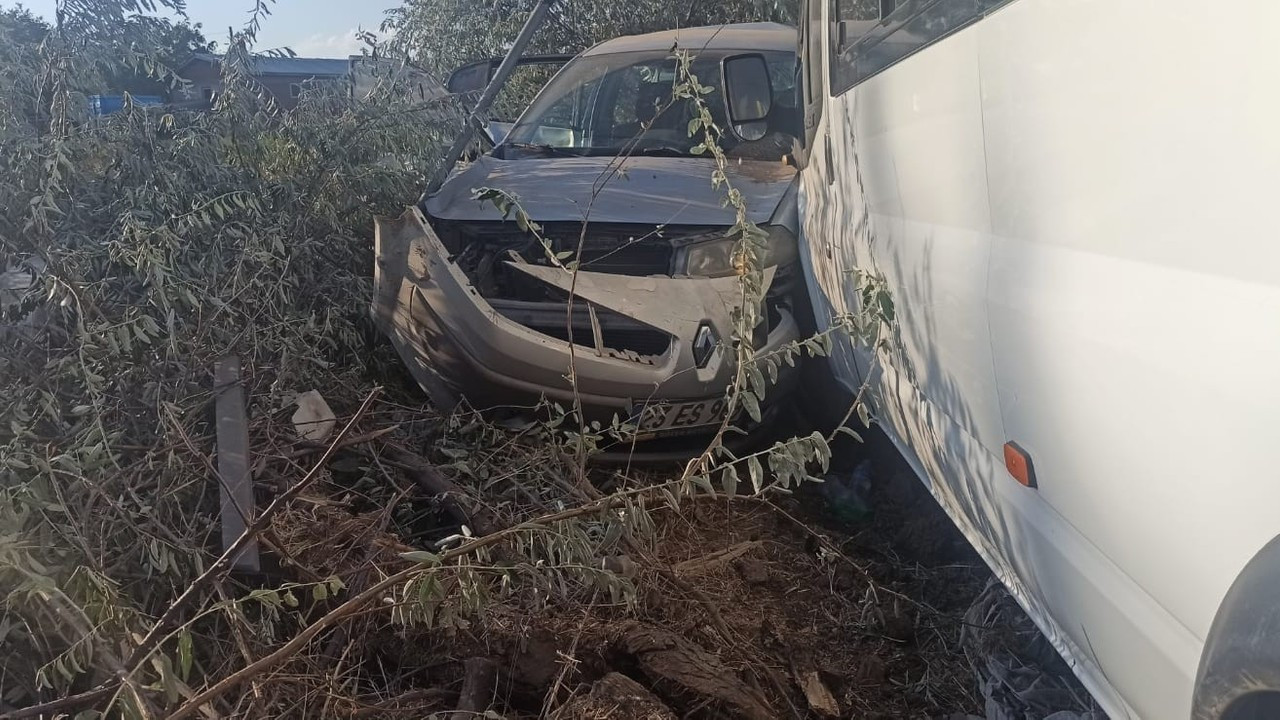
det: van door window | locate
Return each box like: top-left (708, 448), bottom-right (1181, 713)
top-left (800, 0), bottom-right (829, 151)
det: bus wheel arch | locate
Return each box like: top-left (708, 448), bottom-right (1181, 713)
top-left (1194, 536), bottom-right (1280, 720)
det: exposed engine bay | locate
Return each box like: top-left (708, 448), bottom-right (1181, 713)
top-left (430, 218), bottom-right (795, 365)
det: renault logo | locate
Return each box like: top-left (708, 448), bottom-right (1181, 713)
top-left (692, 322), bottom-right (718, 369)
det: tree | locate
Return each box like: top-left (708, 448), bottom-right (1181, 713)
top-left (385, 0), bottom-right (797, 76)
top-left (0, 3), bottom-right (213, 97)
top-left (0, 4), bottom-right (49, 45)
top-left (107, 16), bottom-right (217, 95)
top-left (0, 0), bottom-right (462, 713)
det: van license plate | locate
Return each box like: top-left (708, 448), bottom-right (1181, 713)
top-left (632, 398), bottom-right (729, 434)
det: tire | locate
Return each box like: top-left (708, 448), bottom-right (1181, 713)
top-left (1221, 692), bottom-right (1280, 720)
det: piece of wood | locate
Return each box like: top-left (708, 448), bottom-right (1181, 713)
top-left (383, 447), bottom-right (502, 536)
top-left (797, 670), bottom-right (841, 717)
top-left (620, 623), bottom-right (775, 720)
top-left (555, 673), bottom-right (676, 720)
top-left (350, 688), bottom-right (450, 718)
top-left (673, 540), bottom-right (762, 575)
top-left (284, 426), bottom-right (398, 459)
top-left (214, 356), bottom-right (259, 573)
top-left (451, 657), bottom-right (498, 720)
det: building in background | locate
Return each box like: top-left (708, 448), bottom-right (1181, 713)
top-left (171, 53), bottom-right (349, 110)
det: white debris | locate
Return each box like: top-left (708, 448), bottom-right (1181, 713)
top-left (291, 390), bottom-right (337, 442)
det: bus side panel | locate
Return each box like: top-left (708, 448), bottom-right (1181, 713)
top-left (797, 26), bottom-right (1148, 712)
top-left (819, 25), bottom-right (1151, 717)
top-left (799, 1), bottom-right (1236, 716)
top-left (980, 0), bottom-right (1280, 716)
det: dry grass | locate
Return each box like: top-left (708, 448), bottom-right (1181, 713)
top-left (188, 407), bottom-right (997, 719)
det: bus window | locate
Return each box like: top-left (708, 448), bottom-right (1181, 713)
top-left (833, 0), bottom-right (1016, 94)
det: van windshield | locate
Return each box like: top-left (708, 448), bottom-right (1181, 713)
top-left (499, 49), bottom-right (799, 160)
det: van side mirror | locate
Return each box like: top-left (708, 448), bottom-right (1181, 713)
top-left (723, 54), bottom-right (773, 141)
top-left (446, 60), bottom-right (495, 96)
top-left (446, 54), bottom-right (575, 99)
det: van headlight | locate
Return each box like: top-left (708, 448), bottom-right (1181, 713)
top-left (676, 225), bottom-right (798, 278)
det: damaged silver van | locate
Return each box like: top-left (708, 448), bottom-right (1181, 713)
top-left (373, 23), bottom-right (803, 449)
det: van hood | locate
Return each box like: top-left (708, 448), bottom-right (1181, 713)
top-left (424, 155), bottom-right (797, 227)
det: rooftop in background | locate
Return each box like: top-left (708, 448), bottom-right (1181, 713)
top-left (583, 22), bottom-right (797, 57)
top-left (182, 53), bottom-right (350, 78)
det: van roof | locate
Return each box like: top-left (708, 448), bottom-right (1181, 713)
top-left (582, 22), bottom-right (797, 57)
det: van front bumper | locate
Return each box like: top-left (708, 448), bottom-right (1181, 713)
top-left (371, 208), bottom-right (799, 443)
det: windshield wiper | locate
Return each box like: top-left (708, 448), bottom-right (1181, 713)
top-left (502, 142), bottom-right (583, 158)
top-left (627, 147), bottom-right (694, 158)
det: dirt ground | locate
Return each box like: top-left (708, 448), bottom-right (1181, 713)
top-left (263, 413), bottom-right (1100, 720)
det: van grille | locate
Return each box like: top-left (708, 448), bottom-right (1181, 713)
top-left (491, 299), bottom-right (671, 363)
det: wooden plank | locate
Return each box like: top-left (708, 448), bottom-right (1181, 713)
top-left (214, 356), bottom-right (260, 573)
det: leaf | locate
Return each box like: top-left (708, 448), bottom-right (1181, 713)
top-left (818, 332), bottom-right (834, 355)
top-left (856, 402), bottom-right (872, 428)
top-left (764, 357), bottom-right (779, 384)
top-left (720, 465), bottom-right (739, 497)
top-left (417, 574), bottom-right (442, 608)
top-left (401, 550), bottom-right (442, 566)
top-left (835, 425), bottom-right (863, 442)
top-left (248, 589), bottom-right (281, 607)
top-left (660, 486), bottom-right (681, 510)
top-left (690, 473), bottom-right (715, 497)
top-left (312, 582), bottom-right (328, 602)
top-left (328, 576), bottom-right (346, 595)
top-left (747, 456), bottom-right (764, 494)
top-left (878, 292), bottom-right (895, 322)
top-left (740, 391), bottom-right (761, 423)
top-left (809, 431), bottom-right (832, 472)
top-left (177, 630), bottom-right (193, 682)
top-left (154, 652), bottom-right (180, 704)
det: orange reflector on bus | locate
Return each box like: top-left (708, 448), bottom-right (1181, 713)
top-left (1003, 442), bottom-right (1037, 488)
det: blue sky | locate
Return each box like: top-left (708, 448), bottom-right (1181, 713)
top-left (9, 0), bottom-right (397, 57)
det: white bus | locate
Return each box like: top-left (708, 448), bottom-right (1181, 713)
top-left (791, 1), bottom-right (1280, 718)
